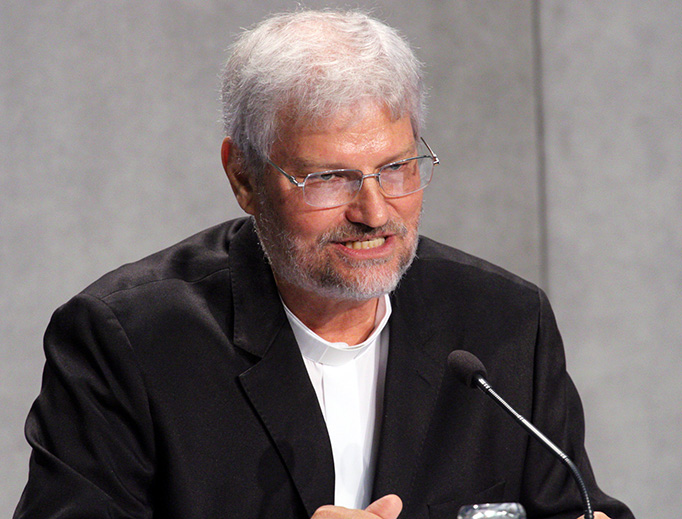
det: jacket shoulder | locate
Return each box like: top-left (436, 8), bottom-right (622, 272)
top-left (413, 235), bottom-right (539, 297)
top-left (80, 218), bottom-right (250, 302)
top-left (400, 235), bottom-right (549, 332)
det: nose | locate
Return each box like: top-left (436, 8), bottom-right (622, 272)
top-left (344, 174), bottom-right (389, 229)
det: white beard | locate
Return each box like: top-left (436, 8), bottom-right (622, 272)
top-left (252, 202), bottom-right (419, 302)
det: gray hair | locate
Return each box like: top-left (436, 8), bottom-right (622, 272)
top-left (220, 9), bottom-right (425, 178)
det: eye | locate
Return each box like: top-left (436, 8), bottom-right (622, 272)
top-left (386, 161), bottom-right (407, 171)
top-left (383, 159), bottom-right (415, 175)
top-left (307, 170), bottom-right (355, 185)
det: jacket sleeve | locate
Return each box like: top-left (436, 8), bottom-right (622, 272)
top-left (14, 293), bottom-right (155, 519)
top-left (520, 289), bottom-right (634, 519)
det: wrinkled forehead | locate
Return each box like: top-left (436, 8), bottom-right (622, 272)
top-left (269, 102), bottom-right (418, 170)
top-left (275, 99), bottom-right (416, 144)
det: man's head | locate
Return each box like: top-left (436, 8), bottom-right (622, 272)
top-left (220, 10), bottom-right (431, 303)
top-left (220, 9), bottom-right (425, 181)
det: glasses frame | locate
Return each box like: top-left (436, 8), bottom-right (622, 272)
top-left (266, 137), bottom-right (439, 209)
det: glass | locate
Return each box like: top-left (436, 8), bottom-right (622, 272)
top-left (267, 137), bottom-right (439, 209)
top-left (457, 503), bottom-right (526, 519)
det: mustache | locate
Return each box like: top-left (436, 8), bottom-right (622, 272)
top-left (318, 221), bottom-right (409, 244)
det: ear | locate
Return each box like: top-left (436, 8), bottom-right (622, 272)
top-left (221, 137), bottom-right (258, 215)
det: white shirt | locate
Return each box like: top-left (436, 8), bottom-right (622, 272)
top-left (282, 295), bottom-right (391, 509)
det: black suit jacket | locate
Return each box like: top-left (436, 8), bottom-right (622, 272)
top-left (15, 218), bottom-right (633, 519)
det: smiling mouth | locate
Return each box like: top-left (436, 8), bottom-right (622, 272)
top-left (343, 237), bottom-right (386, 250)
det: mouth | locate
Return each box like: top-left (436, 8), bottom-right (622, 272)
top-left (342, 237), bottom-right (387, 250)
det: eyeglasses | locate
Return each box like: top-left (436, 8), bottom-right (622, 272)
top-left (266, 137), bottom-right (439, 209)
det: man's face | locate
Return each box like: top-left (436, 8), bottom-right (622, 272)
top-left (252, 103), bottom-right (423, 302)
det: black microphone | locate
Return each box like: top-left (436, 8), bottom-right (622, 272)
top-left (447, 350), bottom-right (594, 519)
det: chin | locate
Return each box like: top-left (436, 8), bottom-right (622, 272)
top-left (307, 259), bottom-right (412, 302)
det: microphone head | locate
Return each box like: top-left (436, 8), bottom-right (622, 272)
top-left (447, 350), bottom-right (488, 388)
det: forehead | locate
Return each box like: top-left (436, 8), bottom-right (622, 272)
top-left (274, 103), bottom-right (416, 166)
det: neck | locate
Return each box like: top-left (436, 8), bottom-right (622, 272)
top-left (276, 279), bottom-right (381, 345)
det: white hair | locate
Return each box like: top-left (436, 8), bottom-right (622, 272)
top-left (220, 9), bottom-right (425, 178)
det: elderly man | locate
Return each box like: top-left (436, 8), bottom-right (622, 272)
top-left (15, 10), bottom-right (632, 519)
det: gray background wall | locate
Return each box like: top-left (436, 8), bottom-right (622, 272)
top-left (1, 2), bottom-right (679, 517)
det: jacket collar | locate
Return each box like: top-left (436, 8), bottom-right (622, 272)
top-left (228, 218), bottom-right (286, 359)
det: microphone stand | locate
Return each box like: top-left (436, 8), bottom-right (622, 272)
top-left (473, 373), bottom-right (594, 519)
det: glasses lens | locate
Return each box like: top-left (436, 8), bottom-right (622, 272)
top-left (379, 156), bottom-right (433, 197)
top-left (303, 170), bottom-right (362, 208)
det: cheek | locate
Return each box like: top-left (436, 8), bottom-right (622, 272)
top-left (278, 198), bottom-right (347, 240)
top-left (393, 193), bottom-right (423, 225)
top-left (258, 179), bottom-right (311, 231)
top-left (296, 210), bottom-right (347, 239)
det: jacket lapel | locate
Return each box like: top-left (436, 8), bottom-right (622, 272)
top-left (371, 263), bottom-right (461, 506)
top-left (228, 219), bottom-right (335, 515)
top-left (238, 326), bottom-right (335, 515)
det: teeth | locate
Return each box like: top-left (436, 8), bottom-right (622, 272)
top-left (344, 237), bottom-right (386, 250)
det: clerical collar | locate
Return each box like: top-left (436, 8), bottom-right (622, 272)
top-left (282, 294), bottom-right (392, 367)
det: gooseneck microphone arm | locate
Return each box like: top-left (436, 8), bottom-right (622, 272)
top-left (447, 350), bottom-right (594, 519)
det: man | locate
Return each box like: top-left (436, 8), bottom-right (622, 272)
top-left (15, 10), bottom-right (633, 519)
